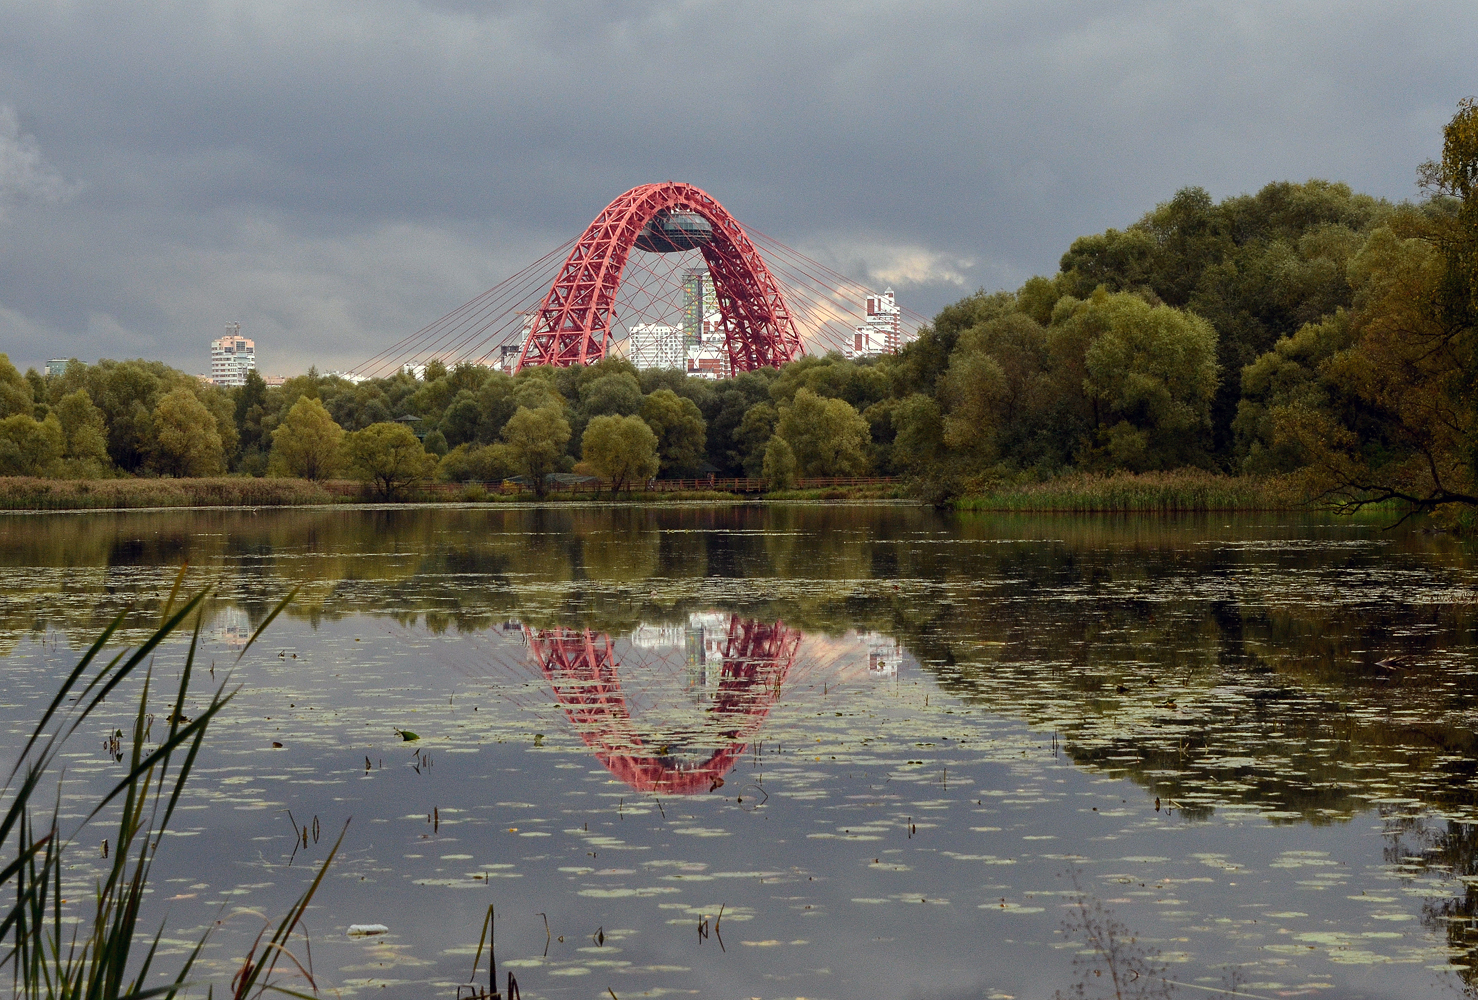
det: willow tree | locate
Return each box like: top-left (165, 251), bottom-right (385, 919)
top-left (1258, 99), bottom-right (1478, 519)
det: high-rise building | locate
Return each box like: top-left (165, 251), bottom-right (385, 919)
top-left (210, 323), bottom-right (256, 386)
top-left (627, 323), bottom-right (685, 370)
top-left (45, 359), bottom-right (70, 377)
top-left (846, 288), bottom-right (903, 359)
top-left (681, 269), bottom-right (705, 347)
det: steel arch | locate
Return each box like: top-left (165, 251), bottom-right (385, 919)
top-left (513, 182), bottom-right (804, 374)
top-left (526, 616), bottom-right (801, 795)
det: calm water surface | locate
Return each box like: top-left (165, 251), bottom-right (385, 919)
top-left (3, 503), bottom-right (1478, 999)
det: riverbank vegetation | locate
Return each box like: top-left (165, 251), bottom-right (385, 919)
top-left (0, 476), bottom-right (334, 510)
top-left (3, 100), bottom-right (1474, 516)
top-left (0, 585), bottom-right (332, 998)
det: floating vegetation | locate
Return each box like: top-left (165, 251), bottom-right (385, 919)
top-left (0, 507), bottom-right (1476, 996)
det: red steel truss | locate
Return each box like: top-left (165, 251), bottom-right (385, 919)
top-left (514, 182), bottom-right (805, 374)
top-left (526, 616), bottom-right (801, 795)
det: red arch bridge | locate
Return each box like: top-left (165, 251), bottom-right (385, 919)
top-left (356, 182), bottom-right (927, 379)
top-left (527, 616), bottom-right (801, 795)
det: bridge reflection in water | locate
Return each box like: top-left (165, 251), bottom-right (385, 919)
top-left (526, 616), bottom-right (803, 795)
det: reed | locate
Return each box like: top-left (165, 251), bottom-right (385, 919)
top-left (954, 470), bottom-right (1296, 513)
top-left (1, 577), bottom-right (336, 999)
top-left (0, 477), bottom-right (336, 511)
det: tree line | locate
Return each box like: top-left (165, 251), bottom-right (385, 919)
top-left (3, 100), bottom-right (1473, 511)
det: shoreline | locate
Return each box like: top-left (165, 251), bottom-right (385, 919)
top-left (0, 471), bottom-right (1344, 515)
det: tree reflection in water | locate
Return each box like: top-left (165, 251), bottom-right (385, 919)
top-left (527, 616), bottom-right (800, 794)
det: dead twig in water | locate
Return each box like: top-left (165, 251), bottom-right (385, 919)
top-left (1054, 866), bottom-right (1173, 1000)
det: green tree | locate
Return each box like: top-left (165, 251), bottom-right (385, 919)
top-left (0, 413), bottom-right (63, 475)
top-left (1264, 213), bottom-right (1475, 516)
top-left (234, 369), bottom-right (269, 448)
top-left (234, 369), bottom-right (270, 471)
top-left (1422, 96), bottom-right (1478, 316)
top-left (774, 388), bottom-right (870, 477)
top-left (1062, 290), bottom-right (1220, 470)
top-left (472, 373), bottom-right (521, 443)
top-left (1056, 180), bottom-right (1389, 459)
top-left (762, 434), bottom-right (796, 489)
top-left (343, 421), bottom-right (438, 499)
top-left (149, 388), bottom-right (225, 477)
top-left (581, 414), bottom-right (659, 493)
top-left (733, 401), bottom-right (778, 477)
top-left (79, 359), bottom-right (197, 472)
top-left (269, 396), bottom-right (346, 480)
top-left (580, 373), bottom-right (644, 418)
top-left (639, 388), bottom-right (706, 474)
top-left (502, 404), bottom-right (571, 497)
top-left (437, 390), bottom-right (483, 447)
top-left (54, 389), bottom-right (110, 476)
top-left (939, 346), bottom-right (1007, 460)
top-left (436, 442), bottom-right (519, 483)
top-left (890, 393), bottom-right (945, 475)
top-left (0, 354), bottom-right (33, 419)
top-left (1233, 310), bottom-right (1357, 474)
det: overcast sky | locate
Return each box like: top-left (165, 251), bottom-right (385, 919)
top-left (0, 1), bottom-right (1472, 376)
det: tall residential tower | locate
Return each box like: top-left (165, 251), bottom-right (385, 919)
top-left (210, 323), bottom-right (256, 386)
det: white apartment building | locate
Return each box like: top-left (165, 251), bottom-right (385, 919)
top-left (845, 288), bottom-right (903, 359)
top-left (210, 324), bottom-right (256, 386)
top-left (626, 323), bottom-right (686, 370)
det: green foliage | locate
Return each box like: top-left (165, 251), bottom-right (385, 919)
top-left (1076, 291), bottom-right (1220, 470)
top-left (150, 388), bottom-right (225, 478)
top-left (580, 373), bottom-right (644, 418)
top-left (269, 395), bottom-right (345, 480)
top-left (581, 414), bottom-right (660, 493)
top-left (502, 404), bottom-right (571, 497)
top-left (422, 428), bottom-right (449, 456)
top-left (639, 388), bottom-right (706, 474)
top-left (0, 414), bottom-right (63, 476)
top-left (762, 434), bottom-right (797, 489)
top-left (436, 390), bottom-right (482, 447)
top-left (1423, 96), bottom-right (1478, 317)
top-left (733, 401), bottom-right (778, 477)
top-left (774, 388), bottom-right (869, 477)
top-left (436, 441), bottom-right (518, 483)
top-left (890, 393), bottom-right (945, 475)
top-left (0, 354), bottom-right (34, 418)
top-left (53, 390), bottom-right (110, 477)
top-left (343, 421), bottom-right (438, 499)
top-left (234, 368), bottom-right (270, 465)
top-left (1056, 180), bottom-right (1390, 455)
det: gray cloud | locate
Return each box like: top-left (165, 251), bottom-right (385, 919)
top-left (0, 1), bottom-right (1472, 374)
top-left (0, 104), bottom-right (77, 214)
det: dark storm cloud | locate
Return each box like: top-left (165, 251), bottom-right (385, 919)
top-left (0, 1), bottom-right (1471, 373)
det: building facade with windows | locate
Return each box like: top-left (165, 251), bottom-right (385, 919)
top-left (845, 288), bottom-right (903, 359)
top-left (626, 323), bottom-right (686, 370)
top-left (210, 324), bottom-right (257, 386)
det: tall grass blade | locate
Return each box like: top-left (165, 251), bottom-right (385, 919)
top-left (1, 585), bottom-right (324, 1000)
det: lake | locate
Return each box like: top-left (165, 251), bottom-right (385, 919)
top-left (2, 503), bottom-right (1476, 999)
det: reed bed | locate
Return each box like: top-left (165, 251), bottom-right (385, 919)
top-left (1, 577), bottom-right (337, 998)
top-left (0, 477), bottom-right (335, 511)
top-left (955, 470), bottom-right (1297, 512)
